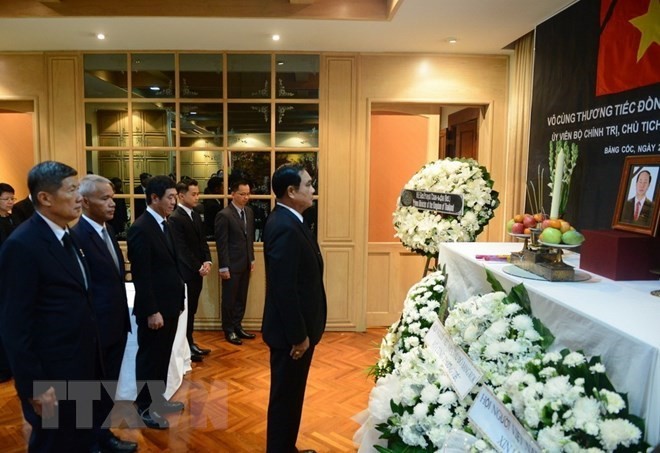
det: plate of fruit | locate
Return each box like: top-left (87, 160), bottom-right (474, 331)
top-left (506, 212), bottom-right (545, 236)
top-left (538, 218), bottom-right (585, 247)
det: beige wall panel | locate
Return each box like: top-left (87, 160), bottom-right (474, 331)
top-left (366, 243), bottom-right (427, 327)
top-left (322, 57), bottom-right (356, 241)
top-left (0, 53), bottom-right (48, 162)
top-left (323, 246), bottom-right (357, 330)
top-left (366, 252), bottom-right (391, 313)
top-left (47, 55), bottom-right (82, 169)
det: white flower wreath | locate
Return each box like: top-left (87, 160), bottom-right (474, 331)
top-left (393, 158), bottom-right (499, 256)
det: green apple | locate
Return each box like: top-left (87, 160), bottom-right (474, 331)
top-left (562, 230), bottom-right (585, 245)
top-left (540, 227), bottom-right (562, 244)
top-left (506, 218), bottom-right (515, 233)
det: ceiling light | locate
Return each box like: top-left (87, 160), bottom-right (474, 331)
top-left (150, 86), bottom-right (160, 91)
top-left (277, 61), bottom-right (284, 66)
top-left (272, 34), bottom-right (281, 41)
top-left (96, 33), bottom-right (105, 40)
top-left (447, 37), bottom-right (458, 44)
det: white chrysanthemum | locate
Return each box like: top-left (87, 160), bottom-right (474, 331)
top-left (572, 397), bottom-right (601, 435)
top-left (563, 351), bottom-right (586, 367)
top-left (537, 424), bottom-right (568, 452)
top-left (599, 419), bottom-right (641, 451)
top-left (599, 389), bottom-right (625, 414)
top-left (420, 383), bottom-right (440, 404)
top-left (589, 363), bottom-right (606, 374)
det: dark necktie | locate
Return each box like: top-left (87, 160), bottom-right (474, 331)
top-left (102, 227), bottom-right (121, 272)
top-left (62, 232), bottom-right (88, 288)
top-left (240, 209), bottom-right (247, 235)
top-left (634, 201), bottom-right (641, 220)
top-left (162, 220), bottom-right (174, 254)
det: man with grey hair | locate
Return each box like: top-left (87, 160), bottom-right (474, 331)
top-left (0, 161), bottom-right (100, 452)
top-left (73, 175), bottom-right (136, 453)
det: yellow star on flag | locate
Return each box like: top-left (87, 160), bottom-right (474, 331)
top-left (629, 0), bottom-right (660, 61)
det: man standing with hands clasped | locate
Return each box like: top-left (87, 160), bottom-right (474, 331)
top-left (128, 175), bottom-right (185, 430)
top-left (169, 178), bottom-right (213, 362)
top-left (262, 164), bottom-right (327, 453)
top-left (214, 177), bottom-right (256, 346)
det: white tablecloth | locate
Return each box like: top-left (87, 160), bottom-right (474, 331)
top-left (115, 283), bottom-right (192, 401)
top-left (438, 242), bottom-right (660, 445)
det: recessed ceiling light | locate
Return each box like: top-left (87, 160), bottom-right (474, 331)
top-left (96, 33), bottom-right (106, 40)
top-left (447, 37), bottom-right (458, 44)
top-left (277, 61), bottom-right (284, 66)
top-left (272, 34), bottom-right (281, 41)
top-left (150, 86), bottom-right (160, 91)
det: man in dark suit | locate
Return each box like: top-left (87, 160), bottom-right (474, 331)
top-left (214, 178), bottom-right (256, 345)
top-left (262, 164), bottom-right (327, 453)
top-left (11, 194), bottom-right (35, 225)
top-left (127, 175), bottom-right (185, 430)
top-left (621, 169), bottom-right (654, 227)
top-left (0, 161), bottom-right (100, 452)
top-left (133, 172), bottom-right (151, 220)
top-left (73, 175), bottom-right (137, 453)
top-left (169, 178), bottom-right (213, 361)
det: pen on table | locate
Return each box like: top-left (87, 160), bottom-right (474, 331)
top-left (475, 254), bottom-right (510, 262)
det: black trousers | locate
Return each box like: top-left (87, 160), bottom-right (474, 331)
top-left (266, 345), bottom-right (315, 453)
top-left (186, 275), bottom-right (203, 345)
top-left (94, 335), bottom-right (128, 442)
top-left (134, 316), bottom-right (178, 411)
top-left (221, 269), bottom-right (250, 334)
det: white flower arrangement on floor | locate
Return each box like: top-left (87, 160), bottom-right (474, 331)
top-left (393, 158), bottom-right (499, 256)
top-left (358, 270), bottom-right (648, 453)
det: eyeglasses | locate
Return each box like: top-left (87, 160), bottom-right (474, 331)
top-left (0, 197), bottom-right (17, 202)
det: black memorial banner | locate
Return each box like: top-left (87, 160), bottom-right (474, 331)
top-left (527, 0), bottom-right (659, 230)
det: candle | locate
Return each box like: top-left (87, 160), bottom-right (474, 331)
top-left (550, 149), bottom-right (565, 219)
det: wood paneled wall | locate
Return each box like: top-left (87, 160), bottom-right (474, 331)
top-left (0, 51), bottom-right (517, 332)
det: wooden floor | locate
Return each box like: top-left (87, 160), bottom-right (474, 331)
top-left (0, 329), bottom-right (385, 452)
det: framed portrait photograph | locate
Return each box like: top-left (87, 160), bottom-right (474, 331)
top-left (612, 155), bottom-right (660, 236)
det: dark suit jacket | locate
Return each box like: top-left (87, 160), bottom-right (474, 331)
top-left (215, 203), bottom-right (255, 272)
top-left (169, 205), bottom-right (212, 282)
top-left (621, 197), bottom-right (653, 226)
top-left (0, 214), bottom-right (99, 400)
top-left (72, 217), bottom-right (130, 347)
top-left (127, 210), bottom-right (185, 319)
top-left (11, 196), bottom-right (34, 226)
top-left (262, 206), bottom-right (327, 349)
top-left (134, 185), bottom-right (147, 219)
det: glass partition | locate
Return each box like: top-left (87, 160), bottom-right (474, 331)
top-left (84, 54), bottom-right (128, 98)
top-left (179, 53), bottom-right (223, 98)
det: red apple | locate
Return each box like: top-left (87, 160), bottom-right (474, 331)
top-left (511, 222), bottom-right (525, 234)
top-left (541, 219), bottom-right (553, 230)
top-left (522, 214), bottom-right (537, 229)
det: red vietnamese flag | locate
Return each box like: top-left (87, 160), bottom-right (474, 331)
top-left (596, 0), bottom-right (660, 96)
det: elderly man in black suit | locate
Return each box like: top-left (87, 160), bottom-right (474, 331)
top-left (215, 177), bottom-right (256, 345)
top-left (169, 178), bottom-right (213, 361)
top-left (262, 164), bottom-right (327, 453)
top-left (0, 161), bottom-right (100, 452)
top-left (127, 175), bottom-right (185, 430)
top-left (73, 175), bottom-right (137, 453)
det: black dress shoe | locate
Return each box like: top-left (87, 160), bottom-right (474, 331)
top-left (226, 332), bottom-right (242, 345)
top-left (102, 433), bottom-right (138, 453)
top-left (159, 400), bottom-right (184, 413)
top-left (139, 409), bottom-right (169, 429)
top-left (191, 343), bottom-right (211, 355)
top-left (191, 352), bottom-right (203, 362)
top-left (236, 328), bottom-right (256, 339)
top-left (297, 450), bottom-right (317, 453)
